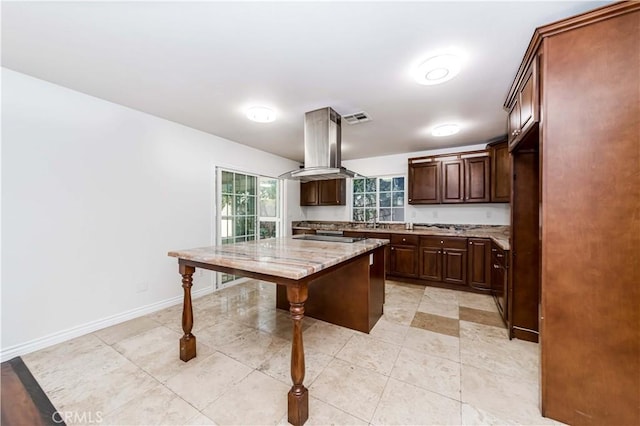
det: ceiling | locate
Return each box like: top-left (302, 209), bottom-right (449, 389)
top-left (1, 1), bottom-right (609, 162)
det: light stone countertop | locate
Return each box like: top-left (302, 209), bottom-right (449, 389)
top-left (292, 223), bottom-right (510, 250)
top-left (168, 237), bottom-right (389, 281)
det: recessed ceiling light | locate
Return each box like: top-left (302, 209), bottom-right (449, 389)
top-left (246, 106), bottom-right (276, 123)
top-left (431, 124), bottom-right (460, 137)
top-left (412, 52), bottom-right (463, 85)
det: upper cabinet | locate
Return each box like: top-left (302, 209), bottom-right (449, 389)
top-left (409, 151), bottom-right (495, 205)
top-left (489, 140), bottom-right (510, 202)
top-left (506, 57), bottom-right (539, 151)
top-left (300, 179), bottom-right (346, 206)
top-left (408, 161), bottom-right (441, 204)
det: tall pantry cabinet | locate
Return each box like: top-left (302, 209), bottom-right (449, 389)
top-left (504, 3), bottom-right (639, 425)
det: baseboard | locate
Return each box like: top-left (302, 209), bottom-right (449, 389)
top-left (0, 286), bottom-right (215, 362)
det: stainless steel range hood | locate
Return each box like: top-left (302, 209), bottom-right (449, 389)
top-left (279, 107), bottom-right (363, 182)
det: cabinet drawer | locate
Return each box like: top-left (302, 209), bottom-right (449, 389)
top-left (491, 245), bottom-right (508, 268)
top-left (442, 237), bottom-right (467, 250)
top-left (391, 234), bottom-right (418, 246)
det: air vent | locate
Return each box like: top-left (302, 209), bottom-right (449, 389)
top-left (342, 111), bottom-right (372, 124)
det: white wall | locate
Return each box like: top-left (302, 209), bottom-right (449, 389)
top-left (302, 146), bottom-right (510, 225)
top-left (1, 69), bottom-right (303, 358)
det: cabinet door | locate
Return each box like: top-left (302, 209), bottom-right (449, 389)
top-left (442, 249), bottom-right (467, 285)
top-left (464, 157), bottom-right (491, 203)
top-left (390, 245), bottom-right (418, 277)
top-left (408, 162), bottom-right (440, 204)
top-left (300, 181), bottom-right (318, 206)
top-left (441, 160), bottom-right (464, 203)
top-left (491, 142), bottom-right (510, 202)
top-left (519, 64), bottom-right (536, 134)
top-left (468, 239), bottom-right (491, 289)
top-left (491, 260), bottom-right (507, 321)
top-left (507, 100), bottom-right (521, 147)
top-left (419, 246), bottom-right (442, 281)
top-left (318, 179), bottom-right (346, 205)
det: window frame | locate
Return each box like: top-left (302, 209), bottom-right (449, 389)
top-left (351, 174), bottom-right (407, 223)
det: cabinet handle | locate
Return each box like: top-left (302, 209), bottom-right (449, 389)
top-left (469, 241), bottom-right (473, 245)
top-left (443, 251), bottom-right (447, 255)
top-left (391, 247), bottom-right (395, 250)
top-left (402, 238), bottom-right (406, 242)
top-left (512, 129), bottom-right (521, 136)
top-left (496, 253), bottom-right (503, 258)
top-left (408, 198), bottom-right (412, 201)
top-left (493, 264), bottom-right (500, 269)
top-left (491, 248), bottom-right (497, 252)
top-left (440, 240), bottom-right (444, 244)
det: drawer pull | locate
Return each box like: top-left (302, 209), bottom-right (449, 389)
top-left (496, 253), bottom-right (503, 258)
top-left (491, 248), bottom-right (497, 252)
top-left (493, 264), bottom-right (500, 269)
top-left (440, 240), bottom-right (444, 244)
top-left (469, 241), bottom-right (473, 245)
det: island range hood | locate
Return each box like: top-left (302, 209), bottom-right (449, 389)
top-left (279, 107), bottom-right (363, 182)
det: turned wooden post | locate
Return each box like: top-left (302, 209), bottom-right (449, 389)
top-left (286, 283), bottom-right (309, 426)
top-left (179, 264), bottom-right (196, 362)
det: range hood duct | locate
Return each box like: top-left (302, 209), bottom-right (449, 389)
top-left (279, 107), bottom-right (363, 182)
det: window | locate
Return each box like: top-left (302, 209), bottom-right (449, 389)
top-left (218, 169), bottom-right (281, 285)
top-left (352, 176), bottom-right (405, 222)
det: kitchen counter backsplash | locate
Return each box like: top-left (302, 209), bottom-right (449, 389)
top-left (292, 221), bottom-right (510, 250)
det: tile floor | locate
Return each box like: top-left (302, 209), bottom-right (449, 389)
top-left (23, 280), bottom-right (563, 425)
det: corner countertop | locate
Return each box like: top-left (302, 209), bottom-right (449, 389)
top-left (292, 222), bottom-right (510, 251)
top-left (168, 236), bottom-right (388, 281)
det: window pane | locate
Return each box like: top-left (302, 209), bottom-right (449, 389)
top-left (235, 195), bottom-right (246, 215)
top-left (235, 217), bottom-right (246, 236)
top-left (366, 178), bottom-right (377, 192)
top-left (235, 236), bottom-right (246, 243)
top-left (221, 218), bottom-right (232, 238)
top-left (259, 178), bottom-right (278, 217)
top-left (354, 193), bottom-right (365, 207)
top-left (393, 177), bottom-right (404, 191)
top-left (353, 179), bottom-right (365, 193)
top-left (393, 192), bottom-right (404, 207)
top-left (259, 221), bottom-right (277, 239)
top-left (392, 208), bottom-right (405, 221)
top-left (353, 208), bottom-right (365, 222)
top-left (247, 196), bottom-right (255, 216)
top-left (221, 194), bottom-right (234, 216)
top-left (247, 216), bottom-right (256, 235)
top-left (222, 171), bottom-right (234, 194)
top-left (380, 208), bottom-right (392, 221)
top-left (365, 208), bottom-right (377, 221)
top-left (365, 193), bottom-right (376, 207)
top-left (379, 192), bottom-right (391, 207)
top-left (246, 176), bottom-right (256, 196)
top-left (246, 234), bottom-right (255, 241)
top-left (379, 178), bottom-right (392, 192)
top-left (235, 174), bottom-right (246, 194)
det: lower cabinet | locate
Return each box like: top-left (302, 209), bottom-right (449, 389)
top-left (389, 234), bottom-right (419, 277)
top-left (419, 236), bottom-right (468, 286)
top-left (490, 243), bottom-right (509, 326)
top-left (468, 238), bottom-right (491, 290)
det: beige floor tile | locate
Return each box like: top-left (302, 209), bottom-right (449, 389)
top-left (335, 334), bottom-right (400, 375)
top-left (403, 327), bottom-right (460, 362)
top-left (309, 358), bottom-right (388, 422)
top-left (258, 343), bottom-right (333, 386)
top-left (423, 286), bottom-right (460, 304)
top-left (113, 325), bottom-right (215, 382)
top-left (196, 318), bottom-right (255, 348)
top-left (93, 316), bottom-right (161, 345)
top-left (165, 352), bottom-right (252, 410)
top-left (48, 359), bottom-right (158, 417)
top-left (202, 370), bottom-right (288, 425)
top-left (100, 383), bottom-right (200, 425)
top-left (277, 397), bottom-right (368, 426)
top-left (457, 291), bottom-right (497, 312)
top-left (461, 403), bottom-right (521, 425)
top-left (390, 347), bottom-right (461, 400)
top-left (371, 378), bottom-right (461, 425)
top-left (461, 364), bottom-right (555, 425)
top-left (459, 306), bottom-right (505, 328)
top-left (459, 319), bottom-right (508, 340)
top-left (411, 311), bottom-right (460, 337)
top-left (184, 413), bottom-right (219, 425)
top-left (381, 302), bottom-right (419, 326)
top-left (257, 308), bottom-right (316, 341)
top-left (217, 329), bottom-right (289, 369)
top-left (460, 321), bottom-right (538, 383)
top-left (368, 317), bottom-right (410, 346)
top-left (417, 294), bottom-right (460, 319)
top-left (301, 321), bottom-right (355, 356)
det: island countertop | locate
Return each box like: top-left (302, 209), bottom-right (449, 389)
top-left (168, 236), bottom-right (389, 280)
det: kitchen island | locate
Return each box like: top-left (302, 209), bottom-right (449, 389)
top-left (168, 236), bottom-right (388, 426)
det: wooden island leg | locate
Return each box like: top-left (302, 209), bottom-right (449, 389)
top-left (287, 283), bottom-right (309, 426)
top-left (179, 264), bottom-right (196, 362)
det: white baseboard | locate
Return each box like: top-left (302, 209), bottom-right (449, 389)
top-left (0, 286), bottom-right (215, 362)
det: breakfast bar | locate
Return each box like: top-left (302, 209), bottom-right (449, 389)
top-left (168, 236), bottom-right (388, 426)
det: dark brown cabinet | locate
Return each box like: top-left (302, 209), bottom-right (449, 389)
top-left (467, 238), bottom-right (491, 290)
top-left (507, 59), bottom-right (539, 151)
top-left (419, 236), bottom-right (467, 286)
top-left (292, 228), bottom-right (316, 235)
top-left (389, 234), bottom-right (418, 278)
top-left (408, 161), bottom-right (440, 204)
top-left (300, 179), bottom-right (346, 206)
top-left (409, 153), bottom-right (490, 205)
top-left (489, 140), bottom-right (510, 202)
top-left (490, 243), bottom-right (508, 325)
